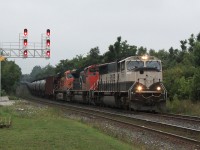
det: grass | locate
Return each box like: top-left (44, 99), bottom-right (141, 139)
top-left (8, 95), bottom-right (20, 100)
top-left (0, 101), bottom-right (134, 150)
top-left (166, 98), bottom-right (200, 116)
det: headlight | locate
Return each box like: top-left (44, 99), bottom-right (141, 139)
top-left (141, 55), bottom-right (148, 60)
top-left (137, 86), bottom-right (142, 91)
top-left (156, 86), bottom-right (161, 91)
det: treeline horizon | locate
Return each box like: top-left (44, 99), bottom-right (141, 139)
top-left (3, 32), bottom-right (200, 101)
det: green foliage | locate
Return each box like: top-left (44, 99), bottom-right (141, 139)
top-left (167, 98), bottom-right (200, 116)
top-left (29, 32), bottom-right (200, 103)
top-left (188, 34), bottom-right (195, 52)
top-left (0, 103), bottom-right (133, 150)
top-left (8, 95), bottom-right (20, 100)
top-left (190, 68), bottom-right (200, 101)
top-left (180, 40), bottom-right (187, 52)
top-left (30, 65), bottom-right (42, 79)
top-left (55, 36), bottom-right (138, 73)
top-left (161, 32), bottom-right (200, 102)
top-left (0, 89), bottom-right (7, 96)
top-left (137, 46), bottom-right (147, 56)
top-left (193, 41), bottom-right (200, 66)
top-left (87, 47), bottom-right (100, 64)
top-left (29, 64), bottom-right (55, 81)
top-left (197, 33), bottom-right (200, 42)
top-left (103, 37), bottom-right (137, 62)
top-left (177, 76), bottom-right (192, 99)
top-left (1, 60), bottom-right (21, 93)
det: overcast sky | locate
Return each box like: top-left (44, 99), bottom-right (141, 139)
top-left (1, 0), bottom-right (200, 74)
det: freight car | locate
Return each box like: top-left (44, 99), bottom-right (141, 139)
top-left (28, 55), bottom-right (167, 112)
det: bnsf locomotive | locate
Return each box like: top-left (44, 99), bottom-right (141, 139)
top-left (28, 55), bottom-right (167, 111)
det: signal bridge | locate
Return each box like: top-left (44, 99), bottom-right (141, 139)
top-left (0, 42), bottom-right (50, 58)
top-left (0, 29), bottom-right (51, 60)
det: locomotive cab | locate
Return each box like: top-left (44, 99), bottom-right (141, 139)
top-left (59, 70), bottom-right (74, 90)
top-left (121, 56), bottom-right (167, 111)
top-left (80, 65), bottom-right (99, 90)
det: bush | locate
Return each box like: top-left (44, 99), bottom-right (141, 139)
top-left (167, 96), bottom-right (200, 116)
top-left (0, 89), bottom-right (7, 96)
top-left (8, 95), bottom-right (20, 100)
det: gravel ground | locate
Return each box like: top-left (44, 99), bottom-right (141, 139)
top-left (57, 102), bottom-right (200, 131)
top-left (0, 96), bottom-right (15, 106)
top-left (63, 110), bottom-right (200, 150)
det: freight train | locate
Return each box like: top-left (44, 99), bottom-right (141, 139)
top-left (28, 55), bottom-right (167, 112)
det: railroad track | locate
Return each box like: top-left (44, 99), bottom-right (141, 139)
top-left (23, 95), bottom-right (200, 148)
top-left (137, 111), bottom-right (200, 123)
top-left (156, 113), bottom-right (200, 123)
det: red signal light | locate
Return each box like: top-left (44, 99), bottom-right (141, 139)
top-left (24, 39), bottom-right (28, 46)
top-left (46, 50), bottom-right (50, 57)
top-left (24, 28), bottom-right (28, 36)
top-left (46, 39), bottom-right (50, 47)
top-left (24, 50), bottom-right (28, 57)
top-left (46, 29), bottom-right (50, 36)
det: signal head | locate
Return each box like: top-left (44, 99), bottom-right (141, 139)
top-left (24, 28), bottom-right (28, 36)
top-left (46, 39), bottom-right (50, 47)
top-left (23, 50), bottom-right (28, 57)
top-left (46, 29), bottom-right (50, 36)
top-left (24, 39), bottom-right (28, 46)
top-left (46, 50), bottom-right (50, 57)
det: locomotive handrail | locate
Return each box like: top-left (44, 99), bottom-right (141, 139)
top-left (89, 80), bottom-right (99, 91)
top-left (128, 82), bottom-right (136, 100)
top-left (67, 86), bottom-right (73, 92)
top-left (160, 83), bottom-right (167, 100)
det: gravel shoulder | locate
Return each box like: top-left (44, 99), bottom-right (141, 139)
top-left (0, 96), bottom-right (15, 106)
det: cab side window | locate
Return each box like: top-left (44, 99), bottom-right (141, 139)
top-left (121, 61), bottom-right (125, 71)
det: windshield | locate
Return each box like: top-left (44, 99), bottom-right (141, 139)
top-left (67, 73), bottom-right (73, 78)
top-left (146, 61), bottom-right (161, 70)
top-left (127, 61), bottom-right (144, 70)
top-left (89, 68), bottom-right (99, 72)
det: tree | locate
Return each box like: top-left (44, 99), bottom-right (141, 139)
top-left (193, 41), bottom-right (200, 66)
top-left (197, 33), bottom-right (200, 42)
top-left (30, 66), bottom-right (42, 80)
top-left (191, 68), bottom-right (200, 101)
top-left (1, 60), bottom-right (22, 93)
top-left (41, 64), bottom-right (55, 77)
top-left (149, 49), bottom-right (156, 56)
top-left (180, 40), bottom-right (187, 52)
top-left (87, 47), bottom-right (100, 64)
top-left (121, 40), bottom-right (137, 58)
top-left (137, 46), bottom-right (147, 56)
top-left (188, 34), bottom-right (195, 52)
top-left (109, 41), bottom-right (120, 60)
